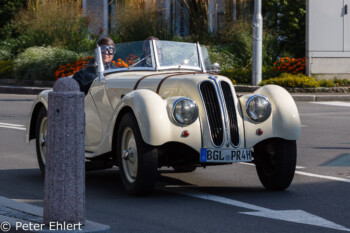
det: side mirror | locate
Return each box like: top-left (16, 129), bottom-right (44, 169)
top-left (94, 46), bottom-right (105, 81)
top-left (211, 63), bottom-right (221, 74)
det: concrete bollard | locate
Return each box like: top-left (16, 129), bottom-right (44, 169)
top-left (44, 77), bottom-right (85, 225)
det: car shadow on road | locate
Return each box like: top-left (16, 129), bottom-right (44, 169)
top-left (0, 167), bottom-right (276, 201)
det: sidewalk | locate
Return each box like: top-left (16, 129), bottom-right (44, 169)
top-left (1, 84), bottom-right (350, 101)
top-left (0, 196), bottom-right (110, 233)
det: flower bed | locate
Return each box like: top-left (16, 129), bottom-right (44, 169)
top-left (273, 57), bottom-right (306, 74)
top-left (54, 56), bottom-right (93, 79)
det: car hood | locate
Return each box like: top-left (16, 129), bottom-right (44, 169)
top-left (104, 71), bottom-right (233, 100)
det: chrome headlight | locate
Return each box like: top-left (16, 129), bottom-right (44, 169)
top-left (246, 95), bottom-right (272, 122)
top-left (172, 98), bottom-right (199, 126)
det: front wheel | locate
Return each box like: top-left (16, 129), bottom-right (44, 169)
top-left (254, 138), bottom-right (297, 191)
top-left (35, 107), bottom-right (47, 176)
top-left (116, 112), bottom-right (158, 196)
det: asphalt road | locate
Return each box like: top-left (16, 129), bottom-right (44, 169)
top-left (0, 93), bottom-right (349, 233)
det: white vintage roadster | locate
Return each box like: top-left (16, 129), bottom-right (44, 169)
top-left (26, 40), bottom-right (301, 195)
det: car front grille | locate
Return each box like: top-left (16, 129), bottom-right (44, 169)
top-left (200, 81), bottom-right (224, 146)
top-left (221, 81), bottom-right (239, 146)
top-left (200, 79), bottom-right (239, 147)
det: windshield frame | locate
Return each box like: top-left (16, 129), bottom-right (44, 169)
top-left (103, 40), bottom-right (206, 75)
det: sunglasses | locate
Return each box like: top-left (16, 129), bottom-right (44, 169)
top-left (100, 45), bottom-right (116, 55)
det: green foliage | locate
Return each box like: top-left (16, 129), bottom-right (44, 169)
top-left (260, 73), bottom-right (350, 88)
top-left (0, 35), bottom-right (37, 58)
top-left (0, 46), bottom-right (12, 61)
top-left (219, 21), bottom-right (279, 67)
top-left (114, 1), bottom-right (172, 42)
top-left (206, 45), bottom-right (236, 70)
top-left (220, 67), bottom-right (251, 85)
top-left (7, 0), bottom-right (95, 55)
top-left (0, 0), bottom-right (27, 39)
top-left (263, 0), bottom-right (306, 57)
top-left (260, 73), bottom-right (320, 88)
top-left (0, 60), bottom-right (13, 79)
top-left (13, 46), bottom-right (84, 81)
top-left (333, 78), bottom-right (350, 86)
top-left (317, 79), bottom-right (335, 87)
top-left (183, 0), bottom-right (209, 41)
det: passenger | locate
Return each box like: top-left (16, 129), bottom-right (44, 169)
top-left (138, 36), bottom-right (161, 67)
top-left (72, 37), bottom-right (117, 95)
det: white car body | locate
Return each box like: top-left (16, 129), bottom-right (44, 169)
top-left (26, 40), bottom-right (301, 195)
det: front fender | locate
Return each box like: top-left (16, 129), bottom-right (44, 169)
top-left (239, 85), bottom-right (301, 148)
top-left (108, 89), bottom-right (202, 152)
top-left (25, 90), bottom-right (51, 143)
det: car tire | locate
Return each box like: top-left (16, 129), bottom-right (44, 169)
top-left (117, 112), bottom-right (158, 196)
top-left (172, 165), bottom-right (196, 173)
top-left (254, 138), bottom-right (296, 191)
top-left (35, 107), bottom-right (47, 176)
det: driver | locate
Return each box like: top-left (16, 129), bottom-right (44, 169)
top-left (73, 37), bottom-right (116, 95)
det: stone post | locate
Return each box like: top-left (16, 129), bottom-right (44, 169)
top-left (44, 77), bottom-right (85, 225)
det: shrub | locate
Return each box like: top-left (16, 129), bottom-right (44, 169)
top-left (207, 45), bottom-right (236, 70)
top-left (0, 47), bottom-right (12, 61)
top-left (219, 21), bottom-right (279, 67)
top-left (0, 0), bottom-right (27, 39)
top-left (0, 60), bottom-right (13, 79)
top-left (317, 79), bottom-right (335, 88)
top-left (114, 0), bottom-right (172, 42)
top-left (333, 78), bottom-right (350, 86)
top-left (260, 73), bottom-right (320, 88)
top-left (263, 0), bottom-right (306, 58)
top-left (11, 0), bottom-right (95, 53)
top-left (13, 46), bottom-right (85, 81)
top-left (220, 67), bottom-right (251, 84)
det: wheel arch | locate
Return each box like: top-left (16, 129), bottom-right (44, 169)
top-left (239, 85), bottom-right (301, 148)
top-left (27, 102), bottom-right (46, 142)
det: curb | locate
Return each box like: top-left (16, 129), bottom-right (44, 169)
top-left (0, 85), bottom-right (50, 95)
top-left (292, 94), bottom-right (350, 101)
top-left (0, 196), bottom-right (110, 233)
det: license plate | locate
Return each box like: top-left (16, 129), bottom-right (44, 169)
top-left (200, 148), bottom-right (252, 163)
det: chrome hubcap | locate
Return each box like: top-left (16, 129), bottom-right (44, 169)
top-left (39, 117), bottom-right (47, 165)
top-left (121, 127), bottom-right (138, 183)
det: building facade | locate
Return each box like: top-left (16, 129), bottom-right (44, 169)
top-left (306, 0), bottom-right (350, 79)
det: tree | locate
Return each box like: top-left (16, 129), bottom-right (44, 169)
top-left (263, 0), bottom-right (306, 57)
top-left (0, 0), bottom-right (27, 39)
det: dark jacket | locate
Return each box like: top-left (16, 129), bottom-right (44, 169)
top-left (72, 64), bottom-right (96, 95)
top-left (72, 62), bottom-right (116, 95)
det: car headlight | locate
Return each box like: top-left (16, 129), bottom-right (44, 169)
top-left (172, 98), bottom-right (199, 125)
top-left (246, 95), bottom-right (272, 122)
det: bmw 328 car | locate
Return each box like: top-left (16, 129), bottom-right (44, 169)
top-left (26, 39), bottom-right (301, 195)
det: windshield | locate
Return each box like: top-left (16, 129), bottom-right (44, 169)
top-left (103, 40), bottom-right (205, 74)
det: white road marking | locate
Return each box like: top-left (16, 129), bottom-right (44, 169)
top-left (301, 124), bottom-right (308, 128)
top-left (241, 163), bottom-right (306, 169)
top-left (240, 162), bottom-right (254, 166)
top-left (160, 187), bottom-right (350, 232)
top-left (311, 101), bottom-right (350, 107)
top-left (295, 171), bottom-right (350, 183)
top-left (240, 163), bottom-right (350, 183)
top-left (0, 122), bottom-right (26, 131)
